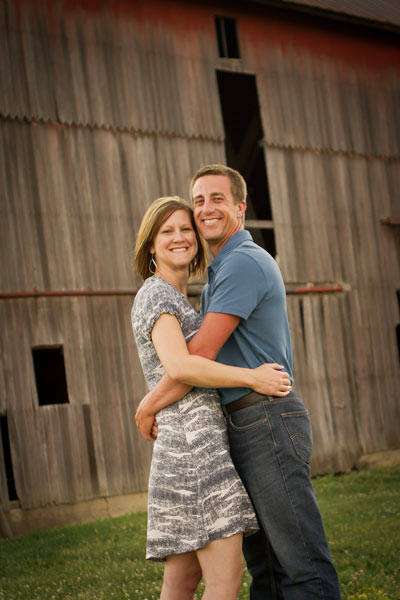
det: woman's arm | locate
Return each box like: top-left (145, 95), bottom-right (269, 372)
top-left (136, 312), bottom-right (290, 440)
top-left (151, 313), bottom-right (291, 394)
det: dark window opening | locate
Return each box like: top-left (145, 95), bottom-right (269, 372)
top-left (0, 416), bottom-right (18, 501)
top-left (32, 346), bottom-right (70, 406)
top-left (215, 16), bottom-right (240, 59)
top-left (216, 70), bottom-right (276, 257)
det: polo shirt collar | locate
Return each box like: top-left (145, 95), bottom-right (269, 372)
top-left (208, 230), bottom-right (253, 275)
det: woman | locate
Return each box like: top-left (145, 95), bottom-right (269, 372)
top-left (131, 196), bottom-right (284, 600)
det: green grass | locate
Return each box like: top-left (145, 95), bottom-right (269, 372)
top-left (0, 465), bottom-right (399, 599)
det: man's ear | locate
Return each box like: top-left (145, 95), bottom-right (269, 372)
top-left (238, 201), bottom-right (247, 218)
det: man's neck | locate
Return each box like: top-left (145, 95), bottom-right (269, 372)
top-left (208, 227), bottom-right (244, 258)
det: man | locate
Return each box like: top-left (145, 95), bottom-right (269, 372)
top-left (135, 164), bottom-right (341, 599)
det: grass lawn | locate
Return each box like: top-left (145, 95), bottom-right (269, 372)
top-left (0, 465), bottom-right (399, 599)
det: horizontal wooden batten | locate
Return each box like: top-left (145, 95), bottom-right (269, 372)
top-left (0, 286), bottom-right (205, 299)
top-left (287, 284), bottom-right (346, 294)
top-left (0, 284), bottom-right (348, 299)
top-left (0, 290), bottom-right (136, 299)
top-left (245, 220), bottom-right (274, 229)
top-left (380, 216), bottom-right (400, 226)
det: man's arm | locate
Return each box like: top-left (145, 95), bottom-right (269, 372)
top-left (134, 313), bottom-right (239, 439)
top-left (187, 312), bottom-right (240, 359)
top-left (135, 312), bottom-right (288, 439)
top-left (187, 313), bottom-right (287, 389)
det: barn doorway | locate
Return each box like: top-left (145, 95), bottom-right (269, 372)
top-left (0, 415), bottom-right (18, 501)
top-left (216, 70), bottom-right (276, 257)
top-left (397, 290), bottom-right (400, 363)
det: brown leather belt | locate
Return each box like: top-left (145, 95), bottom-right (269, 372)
top-left (222, 391), bottom-right (266, 416)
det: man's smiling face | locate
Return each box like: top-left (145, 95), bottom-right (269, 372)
top-left (192, 174), bottom-right (246, 256)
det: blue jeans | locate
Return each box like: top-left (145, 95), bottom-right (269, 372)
top-left (226, 394), bottom-right (341, 599)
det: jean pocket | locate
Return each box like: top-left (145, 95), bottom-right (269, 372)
top-left (281, 410), bottom-right (313, 463)
top-left (228, 403), bottom-right (268, 431)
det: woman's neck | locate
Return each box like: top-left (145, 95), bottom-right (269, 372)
top-left (154, 267), bottom-right (189, 297)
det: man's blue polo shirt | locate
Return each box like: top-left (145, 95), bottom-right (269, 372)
top-left (200, 230), bottom-right (293, 406)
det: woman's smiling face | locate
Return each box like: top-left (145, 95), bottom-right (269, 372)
top-left (150, 209), bottom-right (198, 273)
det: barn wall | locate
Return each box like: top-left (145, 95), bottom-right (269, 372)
top-left (235, 10), bottom-right (400, 471)
top-left (0, 0), bottom-right (225, 517)
top-left (1, 0), bottom-right (399, 524)
top-left (0, 295), bottom-right (155, 508)
top-left (0, 119), bottom-right (223, 293)
top-left (274, 151), bottom-right (400, 471)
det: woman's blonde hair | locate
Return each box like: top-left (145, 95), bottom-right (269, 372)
top-left (134, 196), bottom-right (207, 281)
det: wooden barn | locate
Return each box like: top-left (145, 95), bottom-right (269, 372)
top-left (1, 0), bottom-right (399, 537)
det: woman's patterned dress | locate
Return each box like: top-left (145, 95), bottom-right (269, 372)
top-left (132, 276), bottom-right (258, 561)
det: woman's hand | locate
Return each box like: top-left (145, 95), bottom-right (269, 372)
top-left (252, 363), bottom-right (292, 397)
top-left (135, 394), bottom-right (158, 441)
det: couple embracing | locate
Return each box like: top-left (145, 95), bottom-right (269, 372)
top-left (131, 164), bottom-right (341, 599)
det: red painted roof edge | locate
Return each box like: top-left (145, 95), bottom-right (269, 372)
top-left (247, 0), bottom-right (400, 31)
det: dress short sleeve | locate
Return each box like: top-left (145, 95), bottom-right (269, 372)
top-left (132, 276), bottom-right (203, 390)
top-left (132, 277), bottom-right (180, 342)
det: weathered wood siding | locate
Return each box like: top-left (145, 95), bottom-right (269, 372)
top-left (0, 0), bottom-right (399, 520)
top-left (0, 0), bottom-right (226, 514)
top-left (1, 295), bottom-right (154, 508)
top-left (0, 119), bottom-right (222, 293)
top-left (238, 10), bottom-right (400, 472)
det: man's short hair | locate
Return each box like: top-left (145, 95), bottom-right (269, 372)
top-left (190, 164), bottom-right (247, 204)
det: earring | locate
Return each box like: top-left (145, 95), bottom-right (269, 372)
top-left (149, 255), bottom-right (157, 274)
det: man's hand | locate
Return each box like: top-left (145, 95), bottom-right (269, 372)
top-left (135, 393), bottom-right (158, 441)
top-left (252, 363), bottom-right (292, 397)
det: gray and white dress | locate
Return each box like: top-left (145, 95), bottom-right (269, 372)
top-left (131, 276), bottom-right (258, 561)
